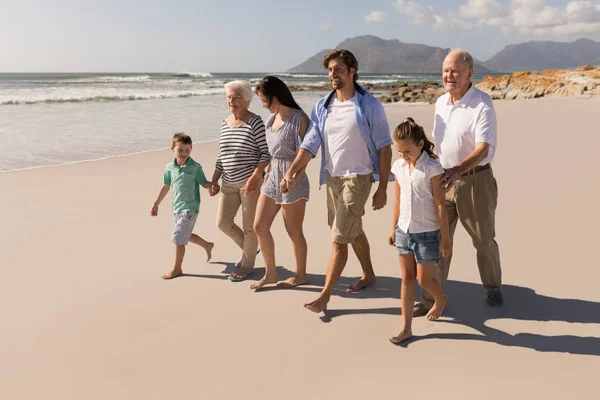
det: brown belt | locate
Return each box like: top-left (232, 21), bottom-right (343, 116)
top-left (460, 163), bottom-right (491, 178)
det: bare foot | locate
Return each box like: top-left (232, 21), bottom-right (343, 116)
top-left (304, 295), bottom-right (330, 313)
top-left (250, 274), bottom-right (279, 290)
top-left (204, 242), bottom-right (214, 262)
top-left (276, 275), bottom-right (308, 289)
top-left (162, 268), bottom-right (183, 280)
top-left (426, 295), bottom-right (448, 320)
top-left (347, 275), bottom-right (376, 292)
top-left (389, 329), bottom-right (413, 344)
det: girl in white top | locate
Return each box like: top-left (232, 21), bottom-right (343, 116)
top-left (389, 117), bottom-right (452, 344)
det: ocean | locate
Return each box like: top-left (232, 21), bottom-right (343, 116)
top-left (0, 72), bottom-right (491, 172)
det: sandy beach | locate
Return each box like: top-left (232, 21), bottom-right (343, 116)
top-left (1, 96), bottom-right (599, 399)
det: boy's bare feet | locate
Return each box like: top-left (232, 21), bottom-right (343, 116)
top-left (347, 275), bottom-right (376, 292)
top-left (204, 242), bottom-right (214, 262)
top-left (277, 275), bottom-right (308, 289)
top-left (162, 268), bottom-right (183, 280)
top-left (250, 274), bottom-right (279, 290)
top-left (426, 295), bottom-right (448, 320)
top-left (304, 294), bottom-right (330, 313)
top-left (389, 329), bottom-right (413, 344)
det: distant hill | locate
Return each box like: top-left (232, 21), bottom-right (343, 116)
top-left (287, 35), bottom-right (495, 74)
top-left (484, 39), bottom-right (600, 72)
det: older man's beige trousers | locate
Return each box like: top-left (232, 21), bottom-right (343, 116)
top-left (420, 168), bottom-right (502, 308)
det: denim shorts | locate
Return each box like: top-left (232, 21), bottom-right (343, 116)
top-left (395, 227), bottom-right (441, 264)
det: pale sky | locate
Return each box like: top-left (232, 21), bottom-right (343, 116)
top-left (2, 0), bottom-right (599, 72)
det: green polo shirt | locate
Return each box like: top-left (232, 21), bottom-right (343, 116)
top-left (163, 157), bottom-right (207, 214)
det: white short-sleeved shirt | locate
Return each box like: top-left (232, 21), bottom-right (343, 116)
top-left (324, 96), bottom-right (373, 177)
top-left (432, 85), bottom-right (497, 169)
top-left (392, 151), bottom-right (445, 234)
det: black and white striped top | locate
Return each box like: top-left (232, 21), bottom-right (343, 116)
top-left (216, 114), bottom-right (270, 183)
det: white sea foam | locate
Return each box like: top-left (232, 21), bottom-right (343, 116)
top-left (71, 75), bottom-right (154, 84)
top-left (392, 74), bottom-right (432, 80)
top-left (358, 79), bottom-right (399, 84)
top-left (0, 88), bottom-right (226, 105)
top-left (204, 80), bottom-right (227, 86)
top-left (176, 72), bottom-right (213, 78)
top-left (276, 73), bottom-right (323, 78)
top-left (362, 75), bottom-right (395, 78)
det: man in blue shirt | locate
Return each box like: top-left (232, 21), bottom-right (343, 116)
top-left (281, 49), bottom-right (393, 313)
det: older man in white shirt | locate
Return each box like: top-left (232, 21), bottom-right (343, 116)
top-left (415, 49), bottom-right (503, 315)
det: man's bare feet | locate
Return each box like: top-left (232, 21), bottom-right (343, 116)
top-left (389, 329), bottom-right (413, 344)
top-left (347, 275), bottom-right (376, 292)
top-left (413, 302), bottom-right (431, 318)
top-left (204, 242), bottom-right (214, 262)
top-left (426, 295), bottom-right (448, 320)
top-left (250, 274), bottom-right (279, 290)
top-left (277, 275), bottom-right (308, 289)
top-left (162, 268), bottom-right (183, 280)
top-left (304, 295), bottom-right (330, 313)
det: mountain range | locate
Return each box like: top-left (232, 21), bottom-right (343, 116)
top-left (485, 38), bottom-right (600, 72)
top-left (287, 35), bottom-right (600, 73)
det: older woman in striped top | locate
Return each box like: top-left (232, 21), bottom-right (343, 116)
top-left (210, 80), bottom-right (271, 281)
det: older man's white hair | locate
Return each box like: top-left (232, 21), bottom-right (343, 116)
top-left (448, 49), bottom-right (474, 72)
top-left (225, 80), bottom-right (253, 105)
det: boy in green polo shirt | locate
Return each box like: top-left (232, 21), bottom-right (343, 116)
top-left (151, 133), bottom-right (214, 279)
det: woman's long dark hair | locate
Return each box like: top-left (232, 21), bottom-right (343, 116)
top-left (255, 76), bottom-right (302, 111)
top-left (393, 117), bottom-right (437, 159)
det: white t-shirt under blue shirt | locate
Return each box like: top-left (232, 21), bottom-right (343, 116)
top-left (392, 151), bottom-right (445, 234)
top-left (324, 96), bottom-right (373, 177)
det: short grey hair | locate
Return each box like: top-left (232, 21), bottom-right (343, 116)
top-left (448, 49), bottom-right (474, 71)
top-left (225, 80), bottom-right (253, 105)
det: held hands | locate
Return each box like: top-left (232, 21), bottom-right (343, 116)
top-left (243, 174), bottom-right (260, 195)
top-left (209, 182), bottom-right (220, 196)
top-left (388, 231), bottom-right (396, 247)
top-left (440, 167), bottom-right (461, 192)
top-left (372, 187), bottom-right (387, 210)
top-left (280, 178), bottom-right (289, 193)
top-left (440, 238), bottom-right (452, 258)
top-left (280, 172), bottom-right (297, 194)
top-left (150, 204), bottom-right (159, 216)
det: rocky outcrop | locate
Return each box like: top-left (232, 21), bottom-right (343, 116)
top-left (475, 65), bottom-right (600, 100)
top-left (378, 65), bottom-right (600, 104)
top-left (378, 82), bottom-right (445, 104)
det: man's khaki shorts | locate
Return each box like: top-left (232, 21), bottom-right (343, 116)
top-left (326, 173), bottom-right (374, 244)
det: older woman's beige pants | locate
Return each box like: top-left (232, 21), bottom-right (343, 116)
top-left (421, 168), bottom-right (502, 308)
top-left (216, 177), bottom-right (262, 268)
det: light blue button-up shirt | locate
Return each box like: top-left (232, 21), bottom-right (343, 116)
top-left (300, 83), bottom-right (393, 186)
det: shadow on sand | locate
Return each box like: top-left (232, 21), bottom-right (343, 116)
top-left (184, 262), bottom-right (600, 356)
top-left (322, 277), bottom-right (600, 356)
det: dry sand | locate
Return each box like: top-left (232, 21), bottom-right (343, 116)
top-left (1, 97), bottom-right (599, 399)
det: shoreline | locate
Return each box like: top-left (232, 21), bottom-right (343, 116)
top-left (0, 138), bottom-right (220, 174)
top-left (2, 92), bottom-right (598, 174)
